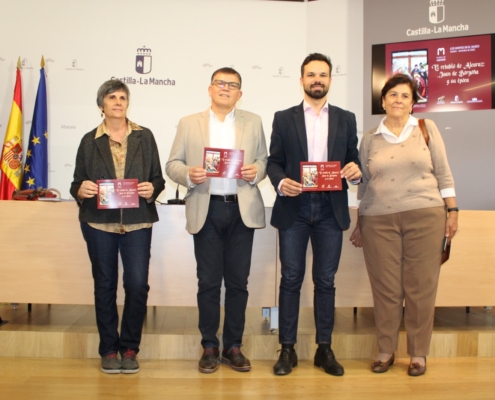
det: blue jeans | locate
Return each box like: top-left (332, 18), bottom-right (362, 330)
top-left (80, 222), bottom-right (152, 357)
top-left (193, 200), bottom-right (255, 350)
top-left (278, 192), bottom-right (343, 345)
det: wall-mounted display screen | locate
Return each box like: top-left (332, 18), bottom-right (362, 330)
top-left (371, 34), bottom-right (495, 114)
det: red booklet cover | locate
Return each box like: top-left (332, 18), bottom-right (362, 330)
top-left (300, 161), bottom-right (342, 191)
top-left (204, 147), bottom-right (244, 179)
top-left (96, 179), bottom-right (139, 209)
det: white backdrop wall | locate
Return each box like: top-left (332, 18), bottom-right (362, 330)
top-left (0, 0), bottom-right (363, 206)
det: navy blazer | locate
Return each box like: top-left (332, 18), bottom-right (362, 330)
top-left (70, 126), bottom-right (165, 225)
top-left (267, 102), bottom-right (360, 231)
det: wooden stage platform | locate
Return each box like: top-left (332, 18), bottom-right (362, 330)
top-left (1, 304), bottom-right (495, 360)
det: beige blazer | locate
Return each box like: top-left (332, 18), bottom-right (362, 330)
top-left (166, 109), bottom-right (268, 234)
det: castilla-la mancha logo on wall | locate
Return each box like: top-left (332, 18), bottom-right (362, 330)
top-left (136, 46), bottom-right (152, 74)
top-left (429, 0), bottom-right (445, 24)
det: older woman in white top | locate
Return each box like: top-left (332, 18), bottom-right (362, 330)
top-left (350, 74), bottom-right (458, 376)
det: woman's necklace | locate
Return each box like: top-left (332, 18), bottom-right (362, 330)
top-left (385, 121), bottom-right (406, 137)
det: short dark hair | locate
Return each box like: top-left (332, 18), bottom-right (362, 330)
top-left (301, 53), bottom-right (332, 77)
top-left (97, 79), bottom-right (130, 108)
top-left (210, 67), bottom-right (242, 88)
top-left (380, 74), bottom-right (419, 111)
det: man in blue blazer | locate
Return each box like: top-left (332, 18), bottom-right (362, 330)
top-left (267, 53), bottom-right (361, 376)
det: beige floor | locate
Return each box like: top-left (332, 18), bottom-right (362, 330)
top-left (2, 304), bottom-right (495, 398)
top-left (1, 357), bottom-right (495, 399)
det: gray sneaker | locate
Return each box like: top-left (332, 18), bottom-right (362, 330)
top-left (101, 352), bottom-right (121, 374)
top-left (121, 349), bottom-right (140, 374)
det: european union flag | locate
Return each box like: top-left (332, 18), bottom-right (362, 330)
top-left (22, 57), bottom-right (48, 190)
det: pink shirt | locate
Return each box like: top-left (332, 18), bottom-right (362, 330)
top-left (304, 100), bottom-right (329, 162)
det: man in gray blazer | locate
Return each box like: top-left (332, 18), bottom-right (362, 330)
top-left (166, 67), bottom-right (267, 373)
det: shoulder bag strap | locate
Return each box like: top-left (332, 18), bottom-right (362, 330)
top-left (418, 118), bottom-right (429, 146)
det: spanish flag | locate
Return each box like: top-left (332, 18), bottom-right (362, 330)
top-left (0, 58), bottom-right (23, 200)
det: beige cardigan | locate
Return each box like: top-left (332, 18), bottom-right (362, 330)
top-left (358, 119), bottom-right (454, 216)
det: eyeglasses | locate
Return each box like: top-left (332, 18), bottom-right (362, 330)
top-left (212, 80), bottom-right (241, 90)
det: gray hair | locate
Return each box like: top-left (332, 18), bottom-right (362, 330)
top-left (96, 79), bottom-right (130, 108)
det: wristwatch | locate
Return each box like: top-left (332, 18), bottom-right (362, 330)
top-left (447, 207), bottom-right (459, 212)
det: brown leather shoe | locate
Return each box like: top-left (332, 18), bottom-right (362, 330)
top-left (198, 347), bottom-right (220, 373)
top-left (408, 357), bottom-right (427, 376)
top-left (371, 353), bottom-right (395, 373)
top-left (222, 346), bottom-right (251, 372)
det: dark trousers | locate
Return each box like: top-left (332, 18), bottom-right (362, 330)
top-left (193, 200), bottom-right (255, 350)
top-left (80, 222), bottom-right (151, 357)
top-left (278, 192), bottom-right (343, 345)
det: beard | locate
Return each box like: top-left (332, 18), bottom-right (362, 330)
top-left (304, 83), bottom-right (329, 100)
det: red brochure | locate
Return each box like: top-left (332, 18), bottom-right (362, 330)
top-left (96, 179), bottom-right (139, 209)
top-left (204, 147), bottom-right (244, 179)
top-left (300, 161), bottom-right (342, 191)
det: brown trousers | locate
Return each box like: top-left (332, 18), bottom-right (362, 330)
top-left (360, 206), bottom-right (446, 356)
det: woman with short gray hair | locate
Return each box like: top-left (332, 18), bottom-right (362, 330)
top-left (70, 79), bottom-right (165, 374)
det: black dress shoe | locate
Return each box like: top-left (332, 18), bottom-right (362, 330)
top-left (314, 347), bottom-right (344, 376)
top-left (198, 347), bottom-right (219, 373)
top-left (221, 346), bottom-right (251, 372)
top-left (273, 348), bottom-right (298, 376)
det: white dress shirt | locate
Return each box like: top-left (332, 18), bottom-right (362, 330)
top-left (208, 108), bottom-right (238, 195)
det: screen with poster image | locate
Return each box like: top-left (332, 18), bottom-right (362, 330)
top-left (371, 34), bottom-right (495, 114)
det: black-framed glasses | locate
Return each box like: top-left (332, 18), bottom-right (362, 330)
top-left (212, 80), bottom-right (241, 90)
